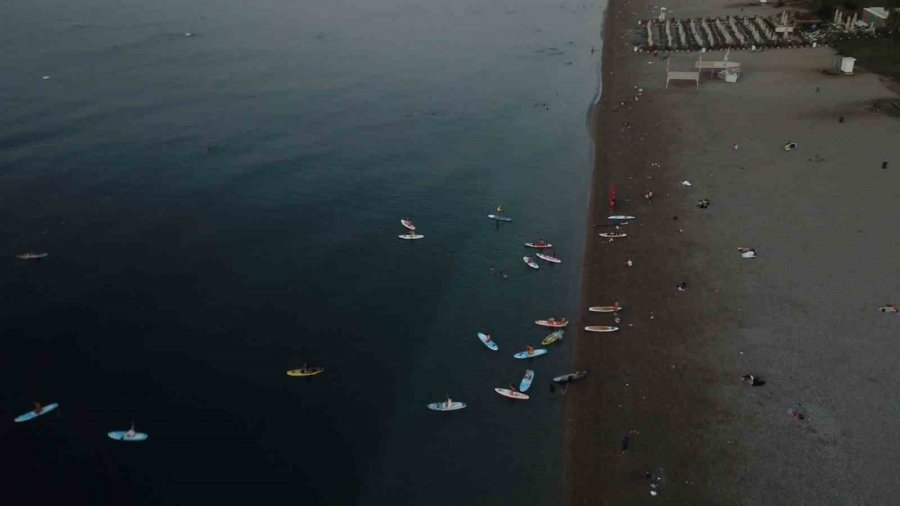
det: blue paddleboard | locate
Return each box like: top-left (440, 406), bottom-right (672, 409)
top-left (108, 430), bottom-right (149, 442)
top-left (14, 403), bottom-right (58, 423)
top-left (519, 369), bottom-right (535, 392)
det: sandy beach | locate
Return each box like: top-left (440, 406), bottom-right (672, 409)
top-left (568, 0), bottom-right (900, 503)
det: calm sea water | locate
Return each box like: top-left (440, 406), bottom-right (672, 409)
top-left (0, 0), bottom-right (603, 503)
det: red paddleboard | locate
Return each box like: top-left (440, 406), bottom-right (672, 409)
top-left (535, 318), bottom-right (568, 328)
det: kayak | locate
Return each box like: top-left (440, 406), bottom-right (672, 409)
top-left (523, 256), bottom-right (539, 269)
top-left (525, 241), bottom-right (553, 249)
top-left (513, 348), bottom-right (548, 359)
top-left (589, 305), bottom-right (622, 313)
top-left (398, 233), bottom-right (424, 240)
top-left (16, 252), bottom-right (48, 260)
top-left (400, 219), bottom-right (416, 231)
top-left (287, 367), bottom-right (325, 377)
top-left (553, 370), bottom-right (589, 384)
top-left (108, 427), bottom-right (149, 442)
top-left (519, 369), bottom-right (535, 392)
top-left (494, 388), bottom-right (529, 400)
top-left (14, 403), bottom-right (58, 423)
top-left (585, 326), bottom-right (619, 333)
top-left (477, 332), bottom-right (499, 351)
top-left (608, 215), bottom-right (636, 221)
top-left (535, 318), bottom-right (568, 328)
top-left (427, 399), bottom-right (467, 411)
top-left (599, 232), bottom-right (627, 238)
top-left (488, 214), bottom-right (512, 222)
top-left (535, 252), bottom-right (561, 264)
top-left (541, 330), bottom-right (564, 346)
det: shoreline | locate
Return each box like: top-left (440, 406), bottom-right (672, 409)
top-left (567, 0), bottom-right (900, 502)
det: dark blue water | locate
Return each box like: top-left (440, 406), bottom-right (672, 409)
top-left (0, 0), bottom-right (603, 503)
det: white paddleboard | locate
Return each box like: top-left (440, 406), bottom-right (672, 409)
top-left (477, 332), bottom-right (499, 351)
top-left (535, 252), bottom-right (561, 264)
top-left (599, 232), bottom-right (627, 238)
top-left (523, 256), bottom-right (539, 269)
top-left (398, 233), bottom-right (424, 240)
top-left (427, 400), bottom-right (467, 411)
top-left (494, 388), bottom-right (529, 400)
top-left (14, 403), bottom-right (58, 423)
top-left (585, 326), bottom-right (619, 333)
top-left (588, 305), bottom-right (622, 313)
top-left (488, 214), bottom-right (512, 222)
top-left (525, 241), bottom-right (552, 249)
top-left (513, 348), bottom-right (548, 359)
top-left (608, 215), bottom-right (636, 221)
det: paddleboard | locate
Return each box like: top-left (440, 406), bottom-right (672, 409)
top-left (494, 388), bottom-right (529, 400)
top-left (535, 318), bottom-right (568, 328)
top-left (525, 241), bottom-right (553, 249)
top-left (599, 232), bottom-right (627, 238)
top-left (286, 367), bottom-right (325, 377)
top-left (16, 253), bottom-right (48, 260)
top-left (477, 332), bottom-right (499, 351)
top-left (427, 400), bottom-right (467, 411)
top-left (535, 252), bottom-right (561, 264)
top-left (541, 330), bottom-right (564, 346)
top-left (513, 348), bottom-right (548, 359)
top-left (400, 219), bottom-right (416, 231)
top-left (589, 305), bottom-right (622, 313)
top-left (608, 215), bottom-right (636, 221)
top-left (14, 403), bottom-right (58, 423)
top-left (523, 256), bottom-right (539, 269)
top-left (488, 214), bottom-right (512, 222)
top-left (553, 370), bottom-right (589, 383)
top-left (108, 430), bottom-right (149, 442)
top-left (519, 370), bottom-right (535, 392)
top-left (398, 233), bottom-right (424, 240)
top-left (585, 326), bottom-right (619, 333)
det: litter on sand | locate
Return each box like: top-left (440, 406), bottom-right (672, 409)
top-left (738, 247), bottom-right (757, 258)
top-left (783, 142), bottom-right (797, 151)
top-left (741, 374), bottom-right (765, 386)
top-left (676, 281), bottom-right (687, 292)
top-left (681, 180), bottom-right (692, 186)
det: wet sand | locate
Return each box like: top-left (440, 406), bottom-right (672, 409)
top-left (568, 0), bottom-right (900, 503)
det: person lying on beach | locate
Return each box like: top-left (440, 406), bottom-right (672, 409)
top-left (696, 199), bottom-right (710, 209)
top-left (879, 304), bottom-right (898, 313)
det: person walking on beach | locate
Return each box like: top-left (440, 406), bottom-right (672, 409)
top-left (609, 185), bottom-right (616, 211)
top-left (643, 188), bottom-right (653, 203)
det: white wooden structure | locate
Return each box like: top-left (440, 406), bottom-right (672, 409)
top-left (667, 55), bottom-right (701, 90)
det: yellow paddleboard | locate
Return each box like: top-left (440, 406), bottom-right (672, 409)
top-left (286, 367), bottom-right (324, 377)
